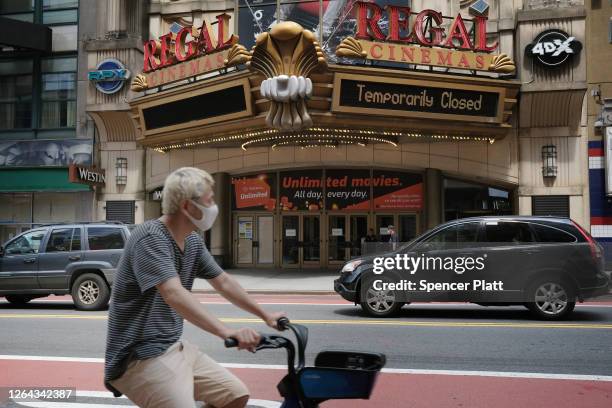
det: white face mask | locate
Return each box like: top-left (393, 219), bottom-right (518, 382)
top-left (184, 200), bottom-right (218, 231)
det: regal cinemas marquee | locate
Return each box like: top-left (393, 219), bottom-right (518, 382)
top-left (129, 2), bottom-right (522, 269)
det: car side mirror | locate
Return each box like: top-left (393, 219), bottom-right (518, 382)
top-left (0, 246), bottom-right (3, 257)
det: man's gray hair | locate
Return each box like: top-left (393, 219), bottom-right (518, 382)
top-left (161, 167), bottom-right (215, 215)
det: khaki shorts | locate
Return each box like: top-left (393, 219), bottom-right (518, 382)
top-left (110, 340), bottom-right (249, 408)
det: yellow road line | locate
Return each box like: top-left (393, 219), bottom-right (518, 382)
top-left (1, 314), bottom-right (612, 330)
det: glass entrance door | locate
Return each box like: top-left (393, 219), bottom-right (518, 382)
top-left (236, 215), bottom-right (254, 265)
top-left (282, 215), bottom-right (300, 266)
top-left (349, 215), bottom-right (368, 258)
top-left (376, 214), bottom-right (395, 243)
top-left (328, 215), bottom-right (347, 263)
top-left (235, 214), bottom-right (276, 267)
top-left (256, 215), bottom-right (274, 265)
top-left (281, 214), bottom-right (321, 267)
top-left (398, 214), bottom-right (418, 243)
top-left (302, 215), bottom-right (320, 265)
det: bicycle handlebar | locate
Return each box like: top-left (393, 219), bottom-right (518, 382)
top-left (224, 317), bottom-right (290, 348)
top-left (224, 337), bottom-right (239, 348)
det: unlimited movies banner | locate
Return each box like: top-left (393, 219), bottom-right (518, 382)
top-left (373, 170), bottom-right (423, 210)
top-left (232, 173), bottom-right (276, 211)
top-left (325, 169), bottom-right (371, 211)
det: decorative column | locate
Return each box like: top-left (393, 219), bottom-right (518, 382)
top-left (212, 172), bottom-right (231, 267)
top-left (425, 168), bottom-right (442, 229)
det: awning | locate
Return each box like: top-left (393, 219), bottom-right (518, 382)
top-left (0, 168), bottom-right (90, 192)
top-left (0, 17), bottom-right (52, 52)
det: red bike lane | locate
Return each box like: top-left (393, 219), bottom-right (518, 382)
top-left (1, 358), bottom-right (611, 407)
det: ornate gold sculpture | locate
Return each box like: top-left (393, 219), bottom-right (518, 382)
top-left (335, 37), bottom-right (367, 58)
top-left (130, 74), bottom-right (148, 92)
top-left (224, 43), bottom-right (251, 67)
top-left (488, 53), bottom-right (516, 74)
top-left (226, 21), bottom-right (327, 131)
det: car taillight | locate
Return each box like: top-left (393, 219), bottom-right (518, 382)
top-left (572, 220), bottom-right (602, 260)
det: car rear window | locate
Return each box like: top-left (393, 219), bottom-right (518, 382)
top-left (87, 227), bottom-right (125, 250)
top-left (531, 224), bottom-right (576, 243)
top-left (484, 221), bottom-right (534, 243)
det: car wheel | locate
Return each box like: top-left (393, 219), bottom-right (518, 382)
top-left (5, 295), bottom-right (33, 305)
top-left (71, 273), bottom-right (110, 311)
top-left (360, 276), bottom-right (404, 317)
top-left (526, 279), bottom-right (576, 320)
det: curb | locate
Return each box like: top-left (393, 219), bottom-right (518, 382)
top-left (192, 289), bottom-right (337, 295)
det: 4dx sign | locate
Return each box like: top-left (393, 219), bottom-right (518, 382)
top-left (527, 29), bottom-right (582, 68)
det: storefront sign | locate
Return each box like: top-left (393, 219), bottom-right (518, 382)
top-left (143, 49), bottom-right (230, 88)
top-left (526, 29), bottom-right (582, 68)
top-left (142, 14), bottom-right (236, 73)
top-left (354, 40), bottom-right (498, 72)
top-left (333, 74), bottom-right (503, 123)
top-left (280, 170), bottom-right (323, 211)
top-left (141, 79), bottom-right (252, 132)
top-left (150, 188), bottom-right (163, 201)
top-left (354, 1), bottom-right (497, 52)
top-left (232, 173), bottom-right (276, 211)
top-left (88, 59), bottom-right (130, 94)
top-left (325, 169), bottom-right (371, 211)
top-left (373, 170), bottom-right (422, 210)
top-left (68, 164), bottom-right (106, 187)
top-left (334, 2), bottom-right (517, 74)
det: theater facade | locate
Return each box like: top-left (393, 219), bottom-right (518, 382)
top-left (110, 0), bottom-right (588, 269)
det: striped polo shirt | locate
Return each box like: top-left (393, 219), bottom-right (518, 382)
top-left (104, 219), bottom-right (223, 396)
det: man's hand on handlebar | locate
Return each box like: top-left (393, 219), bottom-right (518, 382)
top-left (264, 311), bottom-right (288, 330)
top-left (225, 328), bottom-right (261, 352)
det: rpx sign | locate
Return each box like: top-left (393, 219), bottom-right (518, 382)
top-left (527, 29), bottom-right (582, 67)
top-left (143, 13), bottom-right (236, 72)
top-left (87, 69), bottom-right (129, 81)
top-left (88, 59), bottom-right (130, 94)
top-left (355, 1), bottom-right (498, 52)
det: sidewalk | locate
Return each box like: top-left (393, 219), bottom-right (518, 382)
top-left (193, 268), bottom-right (338, 294)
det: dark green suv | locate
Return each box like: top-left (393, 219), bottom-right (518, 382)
top-left (0, 222), bottom-right (130, 310)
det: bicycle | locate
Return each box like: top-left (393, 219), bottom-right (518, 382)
top-left (225, 318), bottom-right (386, 408)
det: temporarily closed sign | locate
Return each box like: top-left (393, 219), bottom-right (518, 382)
top-left (333, 74), bottom-right (503, 123)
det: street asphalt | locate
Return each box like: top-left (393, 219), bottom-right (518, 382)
top-left (1, 294), bottom-right (612, 407)
top-left (1, 298), bottom-right (612, 374)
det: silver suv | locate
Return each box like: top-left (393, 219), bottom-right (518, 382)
top-left (0, 222), bottom-right (130, 310)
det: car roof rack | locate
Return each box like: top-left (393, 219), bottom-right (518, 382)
top-left (37, 220), bottom-right (125, 227)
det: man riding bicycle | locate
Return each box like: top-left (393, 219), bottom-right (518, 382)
top-left (104, 167), bottom-right (285, 407)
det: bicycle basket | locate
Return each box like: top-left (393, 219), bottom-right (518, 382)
top-left (314, 350), bottom-right (386, 370)
top-left (298, 367), bottom-right (380, 399)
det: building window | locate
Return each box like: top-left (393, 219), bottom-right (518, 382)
top-left (0, 0), bottom-right (78, 135)
top-left (40, 56), bottom-right (76, 128)
top-left (42, 0), bottom-right (79, 25)
top-left (0, 0), bottom-right (78, 25)
top-left (0, 0), bottom-right (34, 22)
top-left (0, 59), bottom-right (33, 129)
top-left (444, 178), bottom-right (513, 221)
